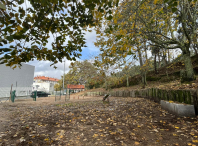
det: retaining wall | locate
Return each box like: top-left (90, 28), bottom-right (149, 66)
top-left (86, 88), bottom-right (198, 116)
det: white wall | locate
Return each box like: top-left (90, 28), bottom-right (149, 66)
top-left (0, 64), bottom-right (35, 98)
top-left (33, 82), bottom-right (54, 93)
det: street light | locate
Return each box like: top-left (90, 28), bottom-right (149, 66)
top-left (63, 60), bottom-right (65, 94)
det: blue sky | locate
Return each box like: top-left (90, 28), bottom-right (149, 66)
top-left (0, 1), bottom-right (100, 80)
top-left (27, 30), bottom-right (100, 79)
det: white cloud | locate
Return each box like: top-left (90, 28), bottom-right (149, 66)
top-left (27, 58), bottom-right (73, 79)
top-left (26, 27), bottom-right (100, 79)
top-left (84, 30), bottom-right (99, 52)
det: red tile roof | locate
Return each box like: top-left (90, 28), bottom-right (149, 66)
top-left (67, 84), bottom-right (85, 89)
top-left (34, 76), bottom-right (59, 82)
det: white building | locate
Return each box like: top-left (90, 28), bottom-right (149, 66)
top-left (0, 64), bottom-right (35, 99)
top-left (33, 76), bottom-right (59, 93)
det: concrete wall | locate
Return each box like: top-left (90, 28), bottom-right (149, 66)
top-left (0, 64), bottom-right (35, 98)
top-left (160, 100), bottom-right (195, 117)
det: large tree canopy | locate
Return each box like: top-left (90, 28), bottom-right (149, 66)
top-left (54, 60), bottom-right (105, 89)
top-left (95, 0), bottom-right (198, 82)
top-left (0, 0), bottom-right (118, 68)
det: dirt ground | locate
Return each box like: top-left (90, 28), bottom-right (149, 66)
top-left (0, 95), bottom-right (198, 146)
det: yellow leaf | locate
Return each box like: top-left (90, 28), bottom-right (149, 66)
top-left (110, 132), bottom-right (116, 135)
top-left (93, 134), bottom-right (99, 138)
top-left (44, 138), bottom-right (49, 141)
top-left (114, 19), bottom-right (117, 24)
top-left (131, 133), bottom-right (135, 136)
top-left (59, 135), bottom-right (63, 138)
top-left (190, 133), bottom-right (195, 136)
top-left (17, 26), bottom-right (23, 31)
top-left (192, 140), bottom-right (198, 143)
top-left (135, 141), bottom-right (140, 145)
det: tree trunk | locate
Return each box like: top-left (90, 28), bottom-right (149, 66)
top-left (138, 48), bottom-right (143, 67)
top-left (127, 76), bottom-right (129, 87)
top-left (158, 52), bottom-right (160, 68)
top-left (182, 53), bottom-right (195, 82)
top-left (193, 44), bottom-right (198, 55)
top-left (141, 72), bottom-right (147, 88)
top-left (168, 49), bottom-right (170, 63)
top-left (144, 41), bottom-right (148, 60)
top-left (154, 54), bottom-right (158, 74)
top-left (162, 51), bottom-right (167, 66)
top-left (138, 47), bottom-right (147, 88)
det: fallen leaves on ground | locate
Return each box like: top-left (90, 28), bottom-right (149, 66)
top-left (0, 97), bottom-right (198, 145)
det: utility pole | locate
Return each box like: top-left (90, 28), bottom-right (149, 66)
top-left (63, 60), bottom-right (65, 93)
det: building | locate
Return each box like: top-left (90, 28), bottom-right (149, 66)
top-left (67, 84), bottom-right (85, 93)
top-left (0, 64), bottom-right (35, 99)
top-left (33, 76), bottom-right (59, 93)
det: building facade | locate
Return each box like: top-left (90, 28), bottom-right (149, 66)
top-left (33, 76), bottom-right (59, 93)
top-left (67, 84), bottom-right (85, 93)
top-left (0, 64), bottom-right (35, 98)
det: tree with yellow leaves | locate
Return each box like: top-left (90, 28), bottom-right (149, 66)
top-left (95, 0), bottom-right (197, 83)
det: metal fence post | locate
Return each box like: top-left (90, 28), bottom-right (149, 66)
top-left (65, 88), bottom-right (66, 102)
top-left (33, 90), bottom-right (37, 101)
top-left (55, 88), bottom-right (57, 101)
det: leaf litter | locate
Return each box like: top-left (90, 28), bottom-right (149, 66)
top-left (0, 97), bottom-right (198, 146)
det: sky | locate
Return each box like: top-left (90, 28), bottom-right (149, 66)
top-left (27, 30), bottom-right (100, 79)
top-left (2, 1), bottom-right (183, 80)
top-left (0, 1), bottom-right (100, 80)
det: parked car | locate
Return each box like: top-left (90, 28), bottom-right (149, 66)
top-left (31, 91), bottom-right (51, 98)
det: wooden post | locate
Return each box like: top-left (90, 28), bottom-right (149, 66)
top-left (194, 90), bottom-right (198, 115)
top-left (187, 90), bottom-right (191, 104)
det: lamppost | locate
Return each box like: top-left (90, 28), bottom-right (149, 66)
top-left (63, 60), bottom-right (65, 94)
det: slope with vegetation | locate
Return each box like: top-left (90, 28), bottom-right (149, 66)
top-left (62, 54), bottom-right (198, 98)
top-left (111, 54), bottom-right (198, 90)
top-left (94, 0), bottom-right (198, 87)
